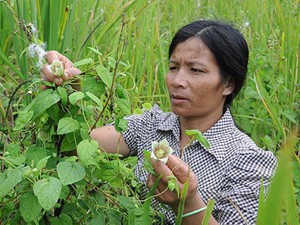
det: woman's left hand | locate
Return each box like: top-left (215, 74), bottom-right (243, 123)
top-left (146, 154), bottom-right (200, 212)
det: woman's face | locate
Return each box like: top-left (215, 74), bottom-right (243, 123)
top-left (166, 38), bottom-right (234, 119)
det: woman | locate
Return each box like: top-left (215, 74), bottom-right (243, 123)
top-left (42, 20), bottom-right (277, 224)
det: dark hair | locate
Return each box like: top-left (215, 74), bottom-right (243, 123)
top-left (169, 20), bottom-right (249, 105)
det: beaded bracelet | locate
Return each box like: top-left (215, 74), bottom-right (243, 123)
top-left (182, 206), bottom-right (207, 218)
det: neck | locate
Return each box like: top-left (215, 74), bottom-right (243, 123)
top-left (179, 106), bottom-right (225, 139)
top-left (178, 103), bottom-right (227, 152)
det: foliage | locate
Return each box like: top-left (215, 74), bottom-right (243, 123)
top-left (0, 0), bottom-right (299, 224)
top-left (0, 41), bottom-right (159, 224)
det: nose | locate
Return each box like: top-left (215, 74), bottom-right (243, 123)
top-left (170, 68), bottom-right (188, 88)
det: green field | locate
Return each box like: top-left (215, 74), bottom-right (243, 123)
top-left (0, 0), bottom-right (299, 224)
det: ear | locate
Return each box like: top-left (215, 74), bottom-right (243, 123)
top-left (223, 77), bottom-right (235, 96)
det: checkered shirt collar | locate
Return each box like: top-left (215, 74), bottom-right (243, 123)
top-left (157, 107), bottom-right (236, 162)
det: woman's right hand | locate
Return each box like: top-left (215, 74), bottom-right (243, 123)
top-left (41, 50), bottom-right (81, 86)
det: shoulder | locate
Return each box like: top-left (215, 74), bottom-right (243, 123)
top-left (211, 119), bottom-right (278, 180)
top-left (125, 104), bottom-right (175, 126)
top-left (231, 130), bottom-right (277, 178)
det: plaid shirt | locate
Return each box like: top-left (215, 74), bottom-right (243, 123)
top-left (122, 105), bottom-right (277, 224)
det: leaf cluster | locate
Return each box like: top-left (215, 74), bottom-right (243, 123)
top-left (0, 54), bottom-right (162, 224)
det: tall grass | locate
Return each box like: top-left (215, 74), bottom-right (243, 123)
top-left (0, 0), bottom-right (299, 223)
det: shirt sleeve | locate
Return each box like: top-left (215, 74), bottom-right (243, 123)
top-left (122, 105), bottom-right (163, 155)
top-left (215, 149), bottom-right (277, 224)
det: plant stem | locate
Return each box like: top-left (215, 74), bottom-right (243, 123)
top-left (91, 13), bottom-right (127, 130)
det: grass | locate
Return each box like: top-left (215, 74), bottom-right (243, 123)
top-left (0, 0), bottom-right (299, 224)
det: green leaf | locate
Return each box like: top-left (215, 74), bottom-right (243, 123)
top-left (80, 122), bottom-right (90, 140)
top-left (20, 191), bottom-right (42, 222)
top-left (60, 185), bottom-right (70, 200)
top-left (117, 196), bottom-right (137, 211)
top-left (57, 87), bottom-right (68, 105)
top-left (96, 65), bottom-right (112, 87)
top-left (25, 146), bottom-right (47, 167)
top-left (285, 175), bottom-right (299, 225)
top-left (57, 161), bottom-right (86, 185)
top-left (14, 110), bottom-right (33, 131)
top-left (175, 177), bottom-right (189, 225)
top-left (166, 176), bottom-right (180, 198)
top-left (142, 173), bottom-right (163, 224)
top-left (142, 103), bottom-right (152, 110)
top-left (69, 92), bottom-right (85, 105)
top-left (30, 89), bottom-right (60, 118)
top-left (86, 92), bottom-right (103, 110)
top-left (168, 182), bottom-right (175, 191)
top-left (81, 76), bottom-right (106, 97)
top-left (57, 117), bottom-right (80, 135)
top-left (4, 155), bottom-right (26, 166)
top-left (107, 208), bottom-right (122, 224)
top-left (0, 169), bottom-right (22, 198)
top-left (143, 151), bottom-right (155, 175)
top-left (74, 58), bottom-right (94, 67)
top-left (6, 142), bottom-right (21, 157)
top-left (117, 98), bottom-right (131, 115)
top-left (107, 57), bottom-right (116, 69)
top-left (21, 166), bottom-right (32, 178)
top-left (77, 139), bottom-right (99, 166)
top-left (61, 132), bottom-right (81, 152)
top-left (185, 129), bottom-right (210, 149)
top-left (115, 84), bottom-right (129, 99)
top-left (47, 103), bottom-right (61, 124)
top-left (33, 177), bottom-right (62, 210)
top-left (49, 213), bottom-right (73, 225)
top-left (95, 160), bottom-right (123, 186)
top-left (257, 178), bottom-right (265, 219)
top-left (87, 47), bottom-right (102, 55)
top-left (89, 214), bottom-right (105, 225)
top-left (36, 155), bottom-right (51, 170)
top-left (202, 199), bottom-right (216, 225)
top-left (282, 109), bottom-right (297, 124)
top-left (257, 134), bottom-right (297, 225)
top-left (114, 117), bottom-right (128, 132)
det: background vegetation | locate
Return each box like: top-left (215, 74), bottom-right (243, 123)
top-left (0, 0), bottom-right (299, 224)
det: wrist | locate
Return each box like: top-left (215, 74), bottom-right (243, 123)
top-left (183, 192), bottom-right (206, 213)
top-left (171, 192), bottom-right (205, 214)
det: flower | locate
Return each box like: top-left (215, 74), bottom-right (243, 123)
top-left (47, 59), bottom-right (65, 77)
top-left (150, 139), bottom-right (173, 164)
top-left (28, 43), bottom-right (47, 69)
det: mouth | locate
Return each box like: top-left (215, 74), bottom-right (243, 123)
top-left (171, 93), bottom-right (188, 99)
top-left (170, 94), bottom-right (189, 104)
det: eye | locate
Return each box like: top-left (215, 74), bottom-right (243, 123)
top-left (191, 68), bottom-right (204, 73)
top-left (169, 66), bottom-right (178, 71)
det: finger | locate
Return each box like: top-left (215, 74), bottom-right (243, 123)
top-left (64, 67), bottom-right (81, 80)
top-left (147, 173), bottom-right (168, 192)
top-left (41, 73), bottom-right (47, 81)
top-left (167, 155), bottom-right (192, 183)
top-left (54, 77), bottom-right (63, 86)
top-left (45, 51), bottom-right (73, 70)
top-left (41, 85), bottom-right (48, 90)
top-left (151, 159), bottom-right (173, 183)
top-left (63, 57), bottom-right (74, 69)
top-left (148, 176), bottom-right (166, 195)
top-left (44, 51), bottom-right (60, 64)
top-left (146, 173), bottom-right (153, 189)
top-left (41, 64), bottom-right (56, 82)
